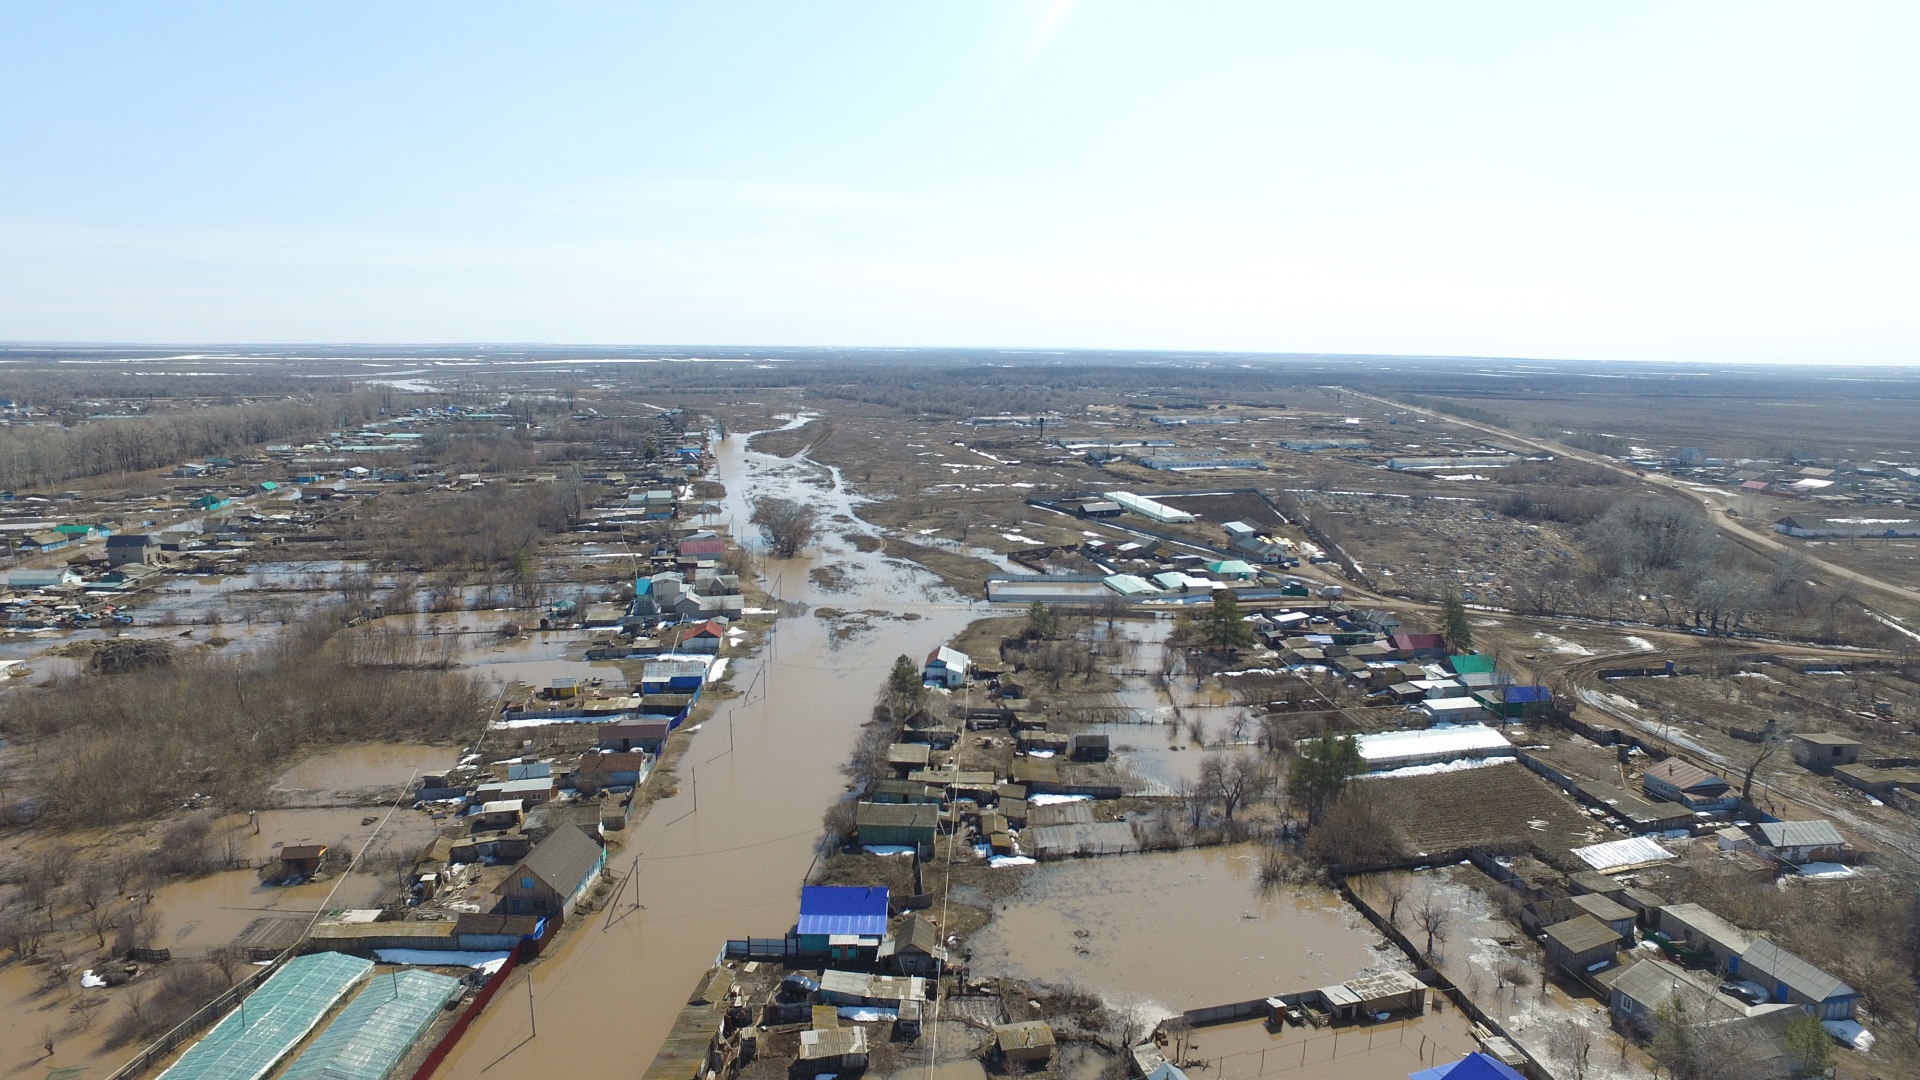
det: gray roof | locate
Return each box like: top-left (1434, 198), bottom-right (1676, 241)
top-left (1609, 959), bottom-right (1732, 1018)
top-left (1571, 893), bottom-right (1635, 924)
top-left (855, 802), bottom-right (939, 829)
top-left (1741, 938), bottom-right (1856, 1002)
top-left (1660, 903), bottom-right (1753, 955)
top-left (1791, 732), bottom-right (1860, 746)
top-left (1546, 914), bottom-right (1623, 955)
top-left (1756, 819), bottom-right (1844, 849)
top-left (517, 825), bottom-right (603, 895)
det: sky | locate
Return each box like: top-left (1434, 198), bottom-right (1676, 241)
top-left (1, 2), bottom-right (1916, 363)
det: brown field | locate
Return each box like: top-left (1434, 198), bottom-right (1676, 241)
top-left (1365, 762), bottom-right (1615, 862)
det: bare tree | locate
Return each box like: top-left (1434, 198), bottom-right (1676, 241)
top-left (1738, 738), bottom-right (1777, 802)
top-left (1413, 891), bottom-right (1453, 959)
top-left (1378, 877), bottom-right (1409, 927)
top-left (1547, 1018), bottom-right (1592, 1080)
top-left (751, 496), bottom-right (820, 558)
top-left (1198, 753), bottom-right (1273, 826)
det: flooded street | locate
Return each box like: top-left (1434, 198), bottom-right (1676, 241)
top-left (437, 422), bottom-right (984, 1078)
top-left (966, 846), bottom-right (1399, 1018)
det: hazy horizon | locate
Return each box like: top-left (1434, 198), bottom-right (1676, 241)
top-left (4, 3), bottom-right (1917, 364)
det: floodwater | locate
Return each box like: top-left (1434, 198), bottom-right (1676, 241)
top-left (435, 420), bottom-right (985, 1080)
top-left (274, 743), bottom-right (458, 797)
top-left (1166, 1011), bottom-right (1484, 1080)
top-left (966, 846), bottom-right (1400, 1019)
top-left (0, 807), bottom-right (438, 1078)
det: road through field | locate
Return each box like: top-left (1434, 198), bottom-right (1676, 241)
top-left (1334, 387), bottom-right (1920, 610)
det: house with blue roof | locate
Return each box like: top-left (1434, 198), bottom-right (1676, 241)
top-left (1408, 1052), bottom-right (1527, 1080)
top-left (796, 885), bottom-right (889, 961)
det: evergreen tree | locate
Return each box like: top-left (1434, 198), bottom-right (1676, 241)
top-left (1440, 593), bottom-right (1474, 654)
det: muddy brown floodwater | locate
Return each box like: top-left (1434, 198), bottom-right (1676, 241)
top-left (965, 846), bottom-right (1401, 1019)
top-left (436, 421), bottom-right (985, 1079)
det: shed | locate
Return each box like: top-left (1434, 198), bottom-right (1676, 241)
top-left (1070, 733), bottom-right (1110, 761)
top-left (279, 844), bottom-right (329, 877)
top-left (1570, 893), bottom-right (1638, 942)
top-left (598, 719), bottom-right (670, 753)
top-left (867, 779), bottom-right (942, 804)
top-left (995, 1021), bottom-right (1055, 1065)
top-left (1543, 914), bottom-right (1621, 975)
top-left (1789, 732), bottom-right (1861, 771)
top-left (1341, 970), bottom-right (1426, 1017)
top-left (855, 802), bottom-right (939, 847)
top-left (798, 1025), bottom-right (870, 1071)
top-left (1735, 938), bottom-right (1859, 1020)
top-left (470, 800), bottom-right (524, 831)
top-left (886, 743), bottom-right (933, 775)
top-left (1386, 633), bottom-right (1447, 660)
top-left (1448, 653), bottom-right (1496, 675)
top-left (1754, 819), bottom-right (1846, 864)
top-left (818, 969), bottom-right (927, 1007)
top-left (573, 750), bottom-right (652, 793)
top-left (1641, 759), bottom-right (1734, 810)
top-left (1568, 871), bottom-right (1624, 899)
top-left (455, 913), bottom-right (543, 951)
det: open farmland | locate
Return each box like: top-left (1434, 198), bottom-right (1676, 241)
top-left (1364, 760), bottom-right (1616, 861)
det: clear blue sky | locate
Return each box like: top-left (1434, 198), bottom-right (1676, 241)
top-left (2, 2), bottom-right (1915, 362)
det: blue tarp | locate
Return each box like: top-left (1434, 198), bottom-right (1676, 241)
top-left (797, 885), bottom-right (889, 937)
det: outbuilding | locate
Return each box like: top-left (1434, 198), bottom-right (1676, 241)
top-left (1641, 759), bottom-right (1735, 811)
top-left (1657, 903), bottom-right (1752, 969)
top-left (1543, 914), bottom-right (1621, 975)
top-left (1754, 819), bottom-right (1846, 864)
top-left (995, 1022), bottom-right (1055, 1065)
top-left (1735, 938), bottom-right (1859, 1020)
top-left (1789, 732), bottom-right (1861, 771)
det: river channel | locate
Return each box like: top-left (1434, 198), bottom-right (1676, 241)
top-left (437, 420), bottom-right (983, 1077)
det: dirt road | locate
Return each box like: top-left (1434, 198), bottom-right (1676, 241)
top-left (1334, 387), bottom-right (1920, 609)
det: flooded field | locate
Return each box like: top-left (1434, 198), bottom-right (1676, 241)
top-left (274, 742), bottom-right (457, 798)
top-left (435, 421), bottom-right (985, 1079)
top-left (1169, 1012), bottom-right (1484, 1080)
top-left (967, 846), bottom-right (1400, 1017)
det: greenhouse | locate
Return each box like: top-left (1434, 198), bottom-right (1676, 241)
top-left (280, 969), bottom-right (463, 1080)
top-left (158, 952), bottom-right (374, 1080)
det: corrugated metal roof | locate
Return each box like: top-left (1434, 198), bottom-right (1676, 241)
top-left (1756, 819), bottom-right (1844, 849)
top-left (1643, 759), bottom-right (1728, 794)
top-left (1660, 903), bottom-right (1753, 955)
top-left (798, 886), bottom-right (890, 937)
top-left (1741, 938), bottom-right (1856, 1002)
top-left (1571, 836), bottom-right (1677, 873)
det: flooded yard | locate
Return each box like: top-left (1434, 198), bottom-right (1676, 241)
top-left (274, 742), bottom-right (458, 798)
top-left (966, 846), bottom-right (1402, 1017)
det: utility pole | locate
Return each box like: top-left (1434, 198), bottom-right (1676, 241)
top-left (527, 975), bottom-right (536, 1037)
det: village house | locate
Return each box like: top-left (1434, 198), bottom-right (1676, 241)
top-left (879, 913), bottom-right (950, 976)
top-left (1753, 819), bottom-right (1846, 864)
top-left (679, 618), bottom-right (727, 653)
top-left (1657, 903), bottom-right (1753, 969)
top-left (855, 802), bottom-right (939, 848)
top-left (1734, 938), bottom-right (1859, 1020)
top-left (1789, 731), bottom-right (1861, 771)
top-left (796, 886), bottom-right (889, 960)
top-left (572, 749), bottom-right (652, 794)
top-left (474, 776), bottom-right (556, 807)
top-left (1641, 759), bottom-right (1736, 811)
top-left (1385, 632), bottom-right (1447, 660)
top-left (924, 645), bottom-right (971, 688)
top-left (105, 532), bottom-right (157, 566)
top-left (640, 658), bottom-right (707, 695)
top-left (493, 825), bottom-right (606, 920)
